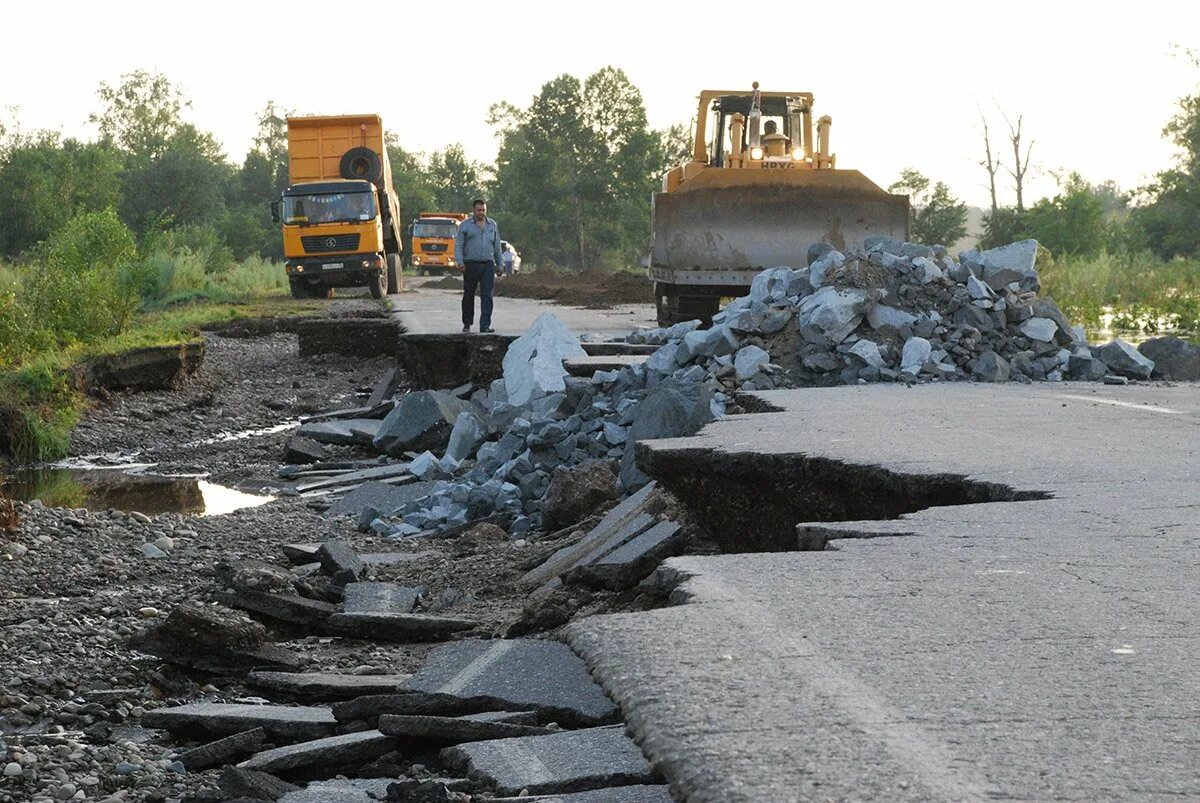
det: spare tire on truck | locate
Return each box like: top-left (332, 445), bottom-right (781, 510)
top-left (339, 147), bottom-right (382, 183)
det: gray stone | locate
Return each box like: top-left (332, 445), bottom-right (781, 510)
top-left (1095, 339), bottom-right (1154, 380)
top-left (504, 313), bottom-right (587, 406)
top-left (866, 304), bottom-right (917, 330)
top-left (1019, 317), bottom-right (1058, 343)
top-left (645, 341), bottom-right (680, 374)
top-left (247, 672), bottom-right (408, 701)
top-left (566, 521), bottom-right (684, 591)
top-left (378, 713), bottom-right (551, 744)
top-left (218, 766), bottom-right (300, 801)
top-left (238, 730), bottom-right (395, 774)
top-left (144, 703), bottom-right (337, 743)
top-left (278, 778), bottom-right (393, 803)
top-left (748, 267), bottom-right (795, 305)
top-left (797, 286), bottom-right (874, 345)
top-left (220, 590), bottom-right (337, 628)
top-left (294, 463), bottom-right (413, 494)
top-left (847, 339), bottom-right (884, 368)
top-left (1031, 298), bottom-right (1080, 345)
top-left (966, 274), bottom-right (994, 300)
top-left (176, 728), bottom-right (265, 771)
top-left (324, 481), bottom-right (437, 519)
top-left (441, 725), bottom-right (656, 796)
top-left (900, 337), bottom-right (932, 374)
top-left (346, 419), bottom-right (382, 445)
top-left (332, 691), bottom-right (494, 725)
top-left (373, 391), bottom-right (470, 456)
top-left (801, 351), bottom-right (841, 372)
top-left (911, 256), bottom-right (942, 284)
top-left (445, 412), bottom-right (486, 463)
top-left (403, 639), bottom-right (618, 726)
top-left (620, 383), bottom-right (712, 489)
top-left (981, 239), bottom-right (1039, 291)
top-left (951, 304), bottom-right (995, 333)
top-left (1103, 374), bottom-right (1130, 385)
top-left (325, 612), bottom-right (476, 641)
top-left (1068, 351), bottom-right (1108, 382)
top-left (734, 345), bottom-right (770, 381)
top-left (1138, 336), bottom-right (1200, 380)
top-left (494, 786), bottom-right (675, 803)
top-left (296, 419), bottom-right (380, 447)
top-left (343, 582), bottom-right (422, 614)
top-left (318, 539), bottom-right (364, 585)
top-left (972, 351), bottom-right (1011, 383)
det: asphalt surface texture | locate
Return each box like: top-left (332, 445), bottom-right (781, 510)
top-left (390, 275), bottom-right (656, 337)
top-left (566, 382), bottom-right (1200, 802)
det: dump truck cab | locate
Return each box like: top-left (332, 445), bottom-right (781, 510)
top-left (277, 115), bottom-right (404, 299)
top-left (651, 85), bottom-right (910, 326)
top-left (411, 212), bottom-right (467, 276)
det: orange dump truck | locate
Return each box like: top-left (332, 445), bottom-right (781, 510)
top-left (274, 114), bottom-right (404, 298)
top-left (410, 212), bottom-right (467, 276)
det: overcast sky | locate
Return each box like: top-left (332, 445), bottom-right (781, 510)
top-left (3, 1), bottom-right (1198, 208)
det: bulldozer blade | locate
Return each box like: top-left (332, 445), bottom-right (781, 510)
top-left (650, 169), bottom-right (910, 283)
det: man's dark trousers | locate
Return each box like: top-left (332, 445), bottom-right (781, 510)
top-left (462, 261), bottom-right (495, 330)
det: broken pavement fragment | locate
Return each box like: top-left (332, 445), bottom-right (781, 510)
top-left (246, 671), bottom-right (409, 701)
top-left (317, 539), bottom-right (364, 585)
top-left (401, 639), bottom-right (618, 727)
top-left (372, 389), bottom-right (470, 456)
top-left (175, 727), bottom-right (265, 771)
top-left (132, 604), bottom-right (300, 674)
top-left (441, 725), bottom-right (658, 796)
top-left (143, 703), bottom-right (337, 743)
top-left (237, 729), bottom-right (396, 774)
top-left (377, 712), bottom-right (552, 744)
top-left (325, 611), bottom-right (476, 641)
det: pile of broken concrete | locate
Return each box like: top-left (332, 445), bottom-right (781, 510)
top-left (301, 237), bottom-right (1195, 541)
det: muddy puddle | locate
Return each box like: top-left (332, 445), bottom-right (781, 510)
top-left (1, 466), bottom-right (272, 516)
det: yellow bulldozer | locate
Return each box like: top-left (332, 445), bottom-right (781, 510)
top-left (650, 84), bottom-right (910, 325)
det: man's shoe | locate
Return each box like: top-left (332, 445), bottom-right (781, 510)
top-left (462, 325), bottom-right (470, 333)
top-left (480, 327), bottom-right (495, 334)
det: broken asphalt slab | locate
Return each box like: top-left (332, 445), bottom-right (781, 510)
top-left (441, 725), bottom-right (658, 796)
top-left (342, 581), bottom-right (423, 614)
top-left (325, 611), bottom-right (477, 641)
top-left (143, 703), bottom-right (337, 742)
top-left (238, 729), bottom-right (396, 774)
top-left (400, 639), bottom-right (619, 726)
top-left (175, 727), bottom-right (265, 771)
top-left (246, 671), bottom-right (409, 701)
top-left (377, 712), bottom-right (552, 744)
top-left (488, 786), bottom-right (673, 803)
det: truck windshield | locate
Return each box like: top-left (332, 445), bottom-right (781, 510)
top-left (282, 192), bottom-right (377, 225)
top-left (413, 221), bottom-right (458, 239)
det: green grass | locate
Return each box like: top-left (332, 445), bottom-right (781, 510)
top-left (1039, 251), bottom-right (1200, 337)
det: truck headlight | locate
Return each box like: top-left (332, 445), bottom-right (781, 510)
top-left (792, 147), bottom-right (806, 160)
top-left (750, 147), bottom-right (764, 160)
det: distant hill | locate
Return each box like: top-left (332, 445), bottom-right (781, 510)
top-left (948, 206), bottom-right (986, 254)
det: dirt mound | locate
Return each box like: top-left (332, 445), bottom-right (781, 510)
top-left (496, 269), bottom-right (654, 309)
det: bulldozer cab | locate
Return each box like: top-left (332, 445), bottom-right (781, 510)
top-left (695, 87), bottom-right (833, 171)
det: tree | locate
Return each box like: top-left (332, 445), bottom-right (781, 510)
top-left (978, 108), bottom-right (1001, 215)
top-left (0, 133), bottom-right (123, 256)
top-left (1023, 173), bottom-right (1106, 257)
top-left (1131, 67), bottom-right (1200, 258)
top-left (1001, 110), bottom-right (1034, 212)
top-left (90, 70), bottom-right (186, 161)
top-left (979, 206), bottom-right (1028, 251)
top-left (385, 136), bottom-right (437, 260)
top-left (889, 168), bottom-right (968, 246)
top-left (490, 67), bottom-right (667, 270)
top-left (661, 122), bottom-right (694, 169)
top-left (119, 124), bottom-right (232, 234)
top-left (426, 144), bottom-right (486, 211)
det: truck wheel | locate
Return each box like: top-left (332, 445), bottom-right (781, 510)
top-left (368, 270), bottom-right (386, 299)
top-left (656, 284), bottom-right (721, 327)
top-left (386, 254), bottom-right (401, 294)
top-left (289, 280), bottom-right (306, 299)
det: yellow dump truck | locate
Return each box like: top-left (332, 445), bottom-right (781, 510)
top-left (651, 85), bottom-right (910, 325)
top-left (274, 115), bottom-right (404, 299)
top-left (410, 212), bottom-right (467, 276)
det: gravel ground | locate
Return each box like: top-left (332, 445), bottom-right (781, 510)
top-left (0, 316), bottom-right (649, 803)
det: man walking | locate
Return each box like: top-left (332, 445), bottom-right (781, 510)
top-left (455, 199), bottom-right (503, 333)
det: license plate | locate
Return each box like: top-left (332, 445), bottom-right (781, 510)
top-left (322, 262), bottom-right (343, 270)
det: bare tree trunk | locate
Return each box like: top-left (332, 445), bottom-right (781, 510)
top-left (978, 109), bottom-right (1001, 215)
top-left (1001, 111), bottom-right (1034, 213)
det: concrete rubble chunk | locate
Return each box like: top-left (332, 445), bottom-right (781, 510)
top-left (445, 411), bottom-right (486, 463)
top-left (296, 463), bottom-right (413, 494)
top-left (277, 778), bottom-right (393, 803)
top-left (246, 671), bottom-right (408, 701)
top-left (1018, 317), bottom-right (1058, 343)
top-left (981, 238), bottom-right (1040, 291)
top-left (565, 520), bottom-right (685, 591)
top-left (749, 266), bottom-right (795, 305)
top-left (372, 390), bottom-right (470, 456)
top-left (378, 713), bottom-right (552, 744)
top-left (1138, 336), bottom-right (1200, 380)
top-left (866, 304), bottom-right (917, 330)
top-left (175, 727), bottom-right (265, 771)
top-left (343, 581), bottom-right (423, 614)
top-left (332, 691), bottom-right (496, 725)
top-left (972, 351), bottom-right (1011, 383)
top-left (503, 313), bottom-right (587, 407)
top-left (318, 539), bottom-right (364, 585)
top-left (1095, 339), bottom-right (1154, 379)
top-left (522, 482), bottom-right (657, 588)
top-left (734, 345), bottom-right (770, 380)
top-left (486, 787), bottom-right (674, 803)
top-left (441, 725), bottom-right (657, 796)
top-left (848, 338), bottom-right (884, 368)
top-left (900, 337), bottom-right (932, 374)
top-left (132, 604), bottom-right (301, 674)
top-left (284, 438), bottom-right (327, 465)
top-left (238, 729), bottom-right (396, 774)
top-left (218, 766), bottom-right (300, 801)
top-left (797, 286), bottom-right (874, 345)
top-left (403, 639), bottom-right (619, 726)
top-left (296, 419), bottom-right (382, 447)
top-left (542, 461), bottom-right (619, 531)
top-left (620, 383), bottom-right (712, 489)
top-left (143, 703), bottom-right (337, 743)
top-left (325, 611), bottom-right (476, 641)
